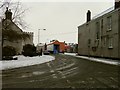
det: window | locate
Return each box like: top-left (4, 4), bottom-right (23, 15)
top-left (96, 22), bottom-right (100, 39)
top-left (101, 19), bottom-right (103, 35)
top-left (88, 39), bottom-right (91, 47)
top-left (107, 16), bottom-right (112, 31)
top-left (108, 37), bottom-right (113, 49)
top-left (101, 19), bottom-right (103, 28)
top-left (102, 37), bottom-right (106, 47)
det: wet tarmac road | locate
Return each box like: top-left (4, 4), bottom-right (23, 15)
top-left (2, 54), bottom-right (120, 88)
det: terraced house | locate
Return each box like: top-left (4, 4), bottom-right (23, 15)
top-left (78, 0), bottom-right (120, 59)
top-left (2, 7), bottom-right (33, 54)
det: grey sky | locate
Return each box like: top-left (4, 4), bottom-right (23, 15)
top-left (22, 1), bottom-right (114, 45)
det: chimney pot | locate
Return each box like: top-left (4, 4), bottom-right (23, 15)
top-left (87, 10), bottom-right (91, 22)
top-left (115, 0), bottom-right (120, 9)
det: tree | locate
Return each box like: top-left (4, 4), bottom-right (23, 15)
top-left (22, 44), bottom-right (37, 57)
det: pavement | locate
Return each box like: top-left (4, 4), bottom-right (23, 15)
top-left (2, 54), bottom-right (120, 89)
top-left (1, 55), bottom-right (55, 70)
top-left (65, 53), bottom-right (120, 66)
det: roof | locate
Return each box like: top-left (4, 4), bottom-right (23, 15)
top-left (2, 19), bottom-right (23, 33)
top-left (92, 7), bottom-right (114, 19)
top-left (78, 7), bottom-right (120, 28)
top-left (48, 40), bottom-right (65, 45)
top-left (37, 43), bottom-right (45, 46)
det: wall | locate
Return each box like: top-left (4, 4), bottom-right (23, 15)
top-left (23, 32), bottom-right (34, 45)
top-left (118, 9), bottom-right (120, 58)
top-left (3, 40), bottom-right (23, 54)
top-left (0, 19), bottom-right (2, 60)
top-left (2, 19), bottom-right (33, 54)
top-left (78, 8), bottom-right (120, 59)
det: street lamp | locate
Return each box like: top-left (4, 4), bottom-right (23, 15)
top-left (38, 29), bottom-right (46, 44)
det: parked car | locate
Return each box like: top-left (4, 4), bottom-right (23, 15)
top-left (43, 50), bottom-right (50, 55)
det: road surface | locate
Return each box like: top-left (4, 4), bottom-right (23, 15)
top-left (2, 54), bottom-right (120, 88)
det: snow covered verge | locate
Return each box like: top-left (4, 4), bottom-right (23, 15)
top-left (0, 55), bottom-right (55, 70)
top-left (65, 53), bottom-right (120, 66)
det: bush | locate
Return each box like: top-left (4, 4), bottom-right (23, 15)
top-left (2, 46), bottom-right (16, 57)
top-left (22, 44), bottom-right (37, 57)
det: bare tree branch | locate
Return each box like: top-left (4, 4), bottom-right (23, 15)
top-left (12, 1), bottom-right (19, 19)
top-left (0, 0), bottom-right (29, 29)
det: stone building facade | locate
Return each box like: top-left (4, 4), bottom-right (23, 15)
top-left (2, 7), bottom-right (33, 54)
top-left (78, 1), bottom-right (120, 59)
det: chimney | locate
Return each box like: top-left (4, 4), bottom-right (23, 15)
top-left (87, 10), bottom-right (91, 22)
top-left (5, 7), bottom-right (12, 20)
top-left (115, 0), bottom-right (120, 9)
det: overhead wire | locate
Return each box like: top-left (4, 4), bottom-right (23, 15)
top-left (34, 31), bottom-right (77, 37)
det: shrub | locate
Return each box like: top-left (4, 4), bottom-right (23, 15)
top-left (22, 44), bottom-right (37, 57)
top-left (2, 46), bottom-right (16, 58)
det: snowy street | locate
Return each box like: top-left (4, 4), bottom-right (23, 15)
top-left (1, 53), bottom-right (119, 71)
top-left (1, 52), bottom-right (119, 71)
top-left (2, 54), bottom-right (119, 88)
top-left (0, 55), bottom-right (55, 70)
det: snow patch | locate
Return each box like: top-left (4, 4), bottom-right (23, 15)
top-left (0, 55), bottom-right (55, 70)
top-left (65, 53), bottom-right (120, 66)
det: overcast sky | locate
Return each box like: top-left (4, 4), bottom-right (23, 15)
top-left (20, 0), bottom-right (114, 45)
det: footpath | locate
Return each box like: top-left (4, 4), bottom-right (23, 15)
top-left (64, 53), bottom-right (120, 66)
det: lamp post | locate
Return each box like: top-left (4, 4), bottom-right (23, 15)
top-left (38, 29), bottom-right (46, 44)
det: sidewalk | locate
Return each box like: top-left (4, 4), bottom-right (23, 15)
top-left (0, 55), bottom-right (55, 70)
top-left (64, 53), bottom-right (120, 66)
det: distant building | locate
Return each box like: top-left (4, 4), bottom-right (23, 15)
top-left (65, 43), bottom-right (78, 53)
top-left (78, 1), bottom-right (120, 59)
top-left (47, 40), bottom-right (65, 54)
top-left (36, 43), bottom-right (45, 53)
top-left (2, 7), bottom-right (33, 54)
